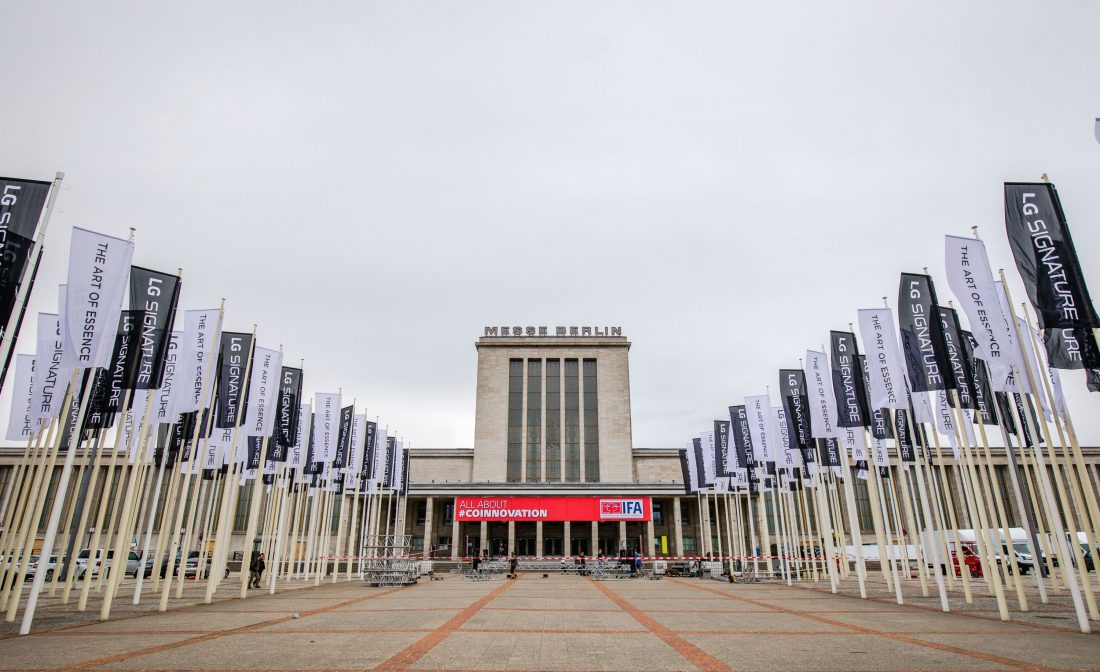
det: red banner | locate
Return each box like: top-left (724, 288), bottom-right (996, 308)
top-left (454, 496), bottom-right (651, 522)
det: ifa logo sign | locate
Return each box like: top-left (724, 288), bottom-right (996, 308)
top-left (598, 499), bottom-right (645, 520)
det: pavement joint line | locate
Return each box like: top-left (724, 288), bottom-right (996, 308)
top-left (482, 607), bottom-right (622, 612)
top-left (793, 583), bottom-right (1084, 635)
top-left (43, 585), bottom-right (403, 672)
top-left (0, 669), bottom-right (1083, 672)
top-left (591, 579), bottom-right (733, 672)
top-left (457, 628), bottom-right (648, 634)
top-left (0, 578), bottom-right (340, 640)
top-left (672, 579), bottom-right (1060, 672)
top-left (371, 575), bottom-right (520, 671)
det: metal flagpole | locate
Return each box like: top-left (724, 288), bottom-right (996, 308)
top-left (999, 273), bottom-right (1090, 632)
top-left (20, 369), bottom-right (95, 633)
top-left (202, 326), bottom-right (256, 604)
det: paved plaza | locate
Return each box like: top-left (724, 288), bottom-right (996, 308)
top-left (1, 573), bottom-right (1099, 672)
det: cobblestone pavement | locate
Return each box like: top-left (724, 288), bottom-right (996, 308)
top-left (1, 572), bottom-right (1098, 671)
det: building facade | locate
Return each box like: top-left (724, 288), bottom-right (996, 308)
top-left (406, 329), bottom-right (700, 559)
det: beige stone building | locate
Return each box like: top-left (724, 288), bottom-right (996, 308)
top-left (405, 329), bottom-right (701, 559)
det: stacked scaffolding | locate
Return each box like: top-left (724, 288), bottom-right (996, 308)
top-left (360, 535), bottom-right (420, 587)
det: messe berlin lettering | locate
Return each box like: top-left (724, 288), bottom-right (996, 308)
top-left (483, 325), bottom-right (623, 337)
top-left (454, 496), bottom-right (650, 522)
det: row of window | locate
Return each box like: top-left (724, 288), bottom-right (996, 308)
top-left (506, 358), bottom-right (600, 483)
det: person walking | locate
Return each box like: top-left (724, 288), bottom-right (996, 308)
top-left (249, 552), bottom-right (266, 589)
top-left (509, 553), bottom-right (518, 579)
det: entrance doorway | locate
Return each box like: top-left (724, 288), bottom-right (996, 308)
top-left (570, 537), bottom-right (589, 557)
top-left (543, 537), bottom-right (562, 557)
top-left (517, 537), bottom-right (537, 556)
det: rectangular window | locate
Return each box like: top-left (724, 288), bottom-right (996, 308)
top-left (564, 359), bottom-right (580, 481)
top-left (545, 359), bottom-right (561, 482)
top-left (416, 501), bottom-right (427, 526)
top-left (653, 501), bottom-right (664, 525)
top-left (683, 537), bottom-right (696, 552)
top-left (506, 359), bottom-right (523, 482)
top-left (583, 359), bottom-right (599, 482)
top-left (442, 502), bottom-right (454, 525)
top-left (330, 496), bottom-right (342, 534)
top-left (234, 484), bottom-right (253, 532)
top-left (994, 466), bottom-right (1016, 526)
top-left (526, 359), bottom-right (542, 482)
top-left (852, 473), bottom-right (874, 532)
top-left (680, 503), bottom-right (691, 526)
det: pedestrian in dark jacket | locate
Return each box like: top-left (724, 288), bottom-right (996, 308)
top-left (509, 554), bottom-right (518, 579)
top-left (249, 553), bottom-right (266, 588)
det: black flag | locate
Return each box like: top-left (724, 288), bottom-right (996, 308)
top-left (333, 404), bottom-right (354, 469)
top-left (129, 267), bottom-right (182, 390)
top-left (713, 419), bottom-right (731, 481)
top-left (277, 367), bottom-right (303, 453)
top-left (830, 331), bottom-right (870, 427)
top-left (678, 449), bottom-right (693, 494)
top-left (937, 306), bottom-right (977, 409)
top-left (1042, 327), bottom-right (1100, 370)
top-left (894, 410), bottom-right (915, 463)
top-left (215, 332), bottom-right (254, 429)
top-left (0, 178), bottom-right (52, 378)
top-left (779, 369), bottom-right (814, 466)
top-left (729, 405), bottom-right (757, 492)
top-left (1004, 182), bottom-right (1099, 332)
top-left (898, 273), bottom-right (953, 392)
top-left (361, 420), bottom-right (377, 481)
top-left (963, 331), bottom-right (998, 426)
top-left (1088, 369), bottom-right (1100, 393)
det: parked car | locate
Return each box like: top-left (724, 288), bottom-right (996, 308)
top-left (75, 549), bottom-right (143, 579)
top-left (159, 550), bottom-right (228, 579)
top-left (995, 543), bottom-right (1034, 575)
top-left (930, 542), bottom-right (983, 578)
top-left (24, 555), bottom-right (60, 581)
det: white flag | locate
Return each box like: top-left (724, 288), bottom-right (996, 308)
top-left (944, 236), bottom-right (1016, 390)
top-left (290, 402), bottom-right (311, 470)
top-left (700, 430), bottom-right (716, 485)
top-left (744, 395), bottom-right (773, 464)
top-left (1048, 366), bottom-right (1066, 418)
top-left (177, 308), bottom-right (220, 414)
top-left (994, 281), bottom-right (1025, 392)
top-left (62, 227), bottom-right (133, 370)
top-left (244, 346), bottom-right (283, 437)
top-left (31, 313), bottom-right (69, 423)
top-left (153, 332), bottom-right (183, 424)
top-left (1017, 318), bottom-right (1053, 420)
top-left (803, 350), bottom-right (839, 438)
top-left (5, 355), bottom-right (37, 441)
top-left (345, 413), bottom-right (366, 476)
top-left (123, 389), bottom-right (150, 463)
top-left (774, 407), bottom-right (800, 469)
top-left (841, 426), bottom-right (865, 461)
top-left (314, 392), bottom-right (341, 462)
top-left (856, 308), bottom-right (907, 410)
top-left (204, 428), bottom-right (233, 470)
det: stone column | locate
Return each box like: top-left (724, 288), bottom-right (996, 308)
top-left (618, 521), bottom-right (627, 553)
top-left (535, 521), bottom-right (543, 558)
top-left (423, 496), bottom-right (434, 557)
top-left (564, 521), bottom-right (572, 557)
top-left (507, 521), bottom-right (516, 555)
top-left (673, 497), bottom-right (684, 556)
top-left (647, 518), bottom-right (656, 557)
top-left (591, 521), bottom-right (599, 558)
top-left (480, 520), bottom-right (488, 555)
top-left (451, 510), bottom-right (460, 561)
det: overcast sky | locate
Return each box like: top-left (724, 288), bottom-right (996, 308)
top-left (2, 2), bottom-right (1098, 448)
